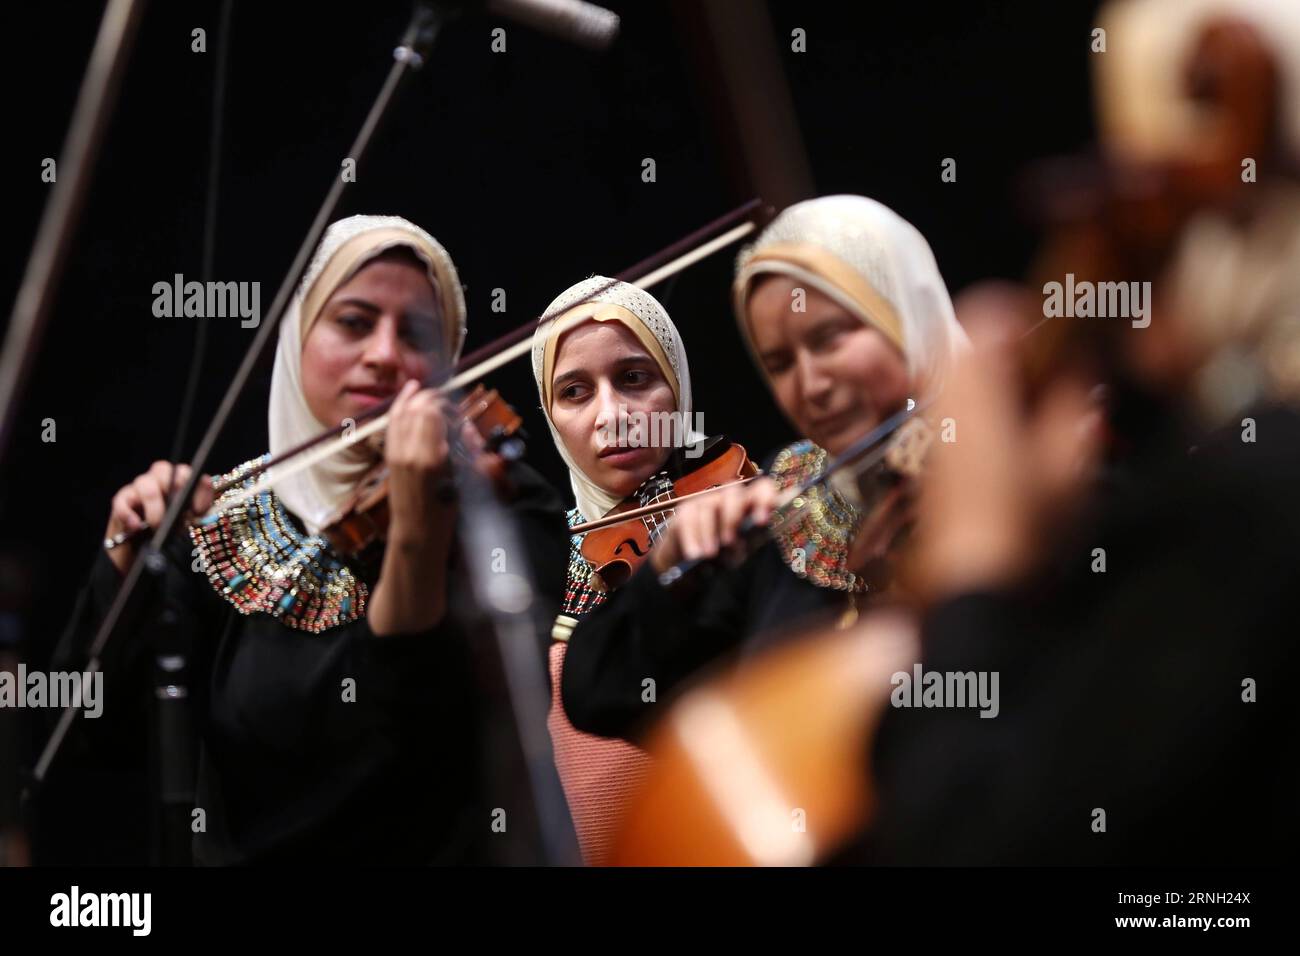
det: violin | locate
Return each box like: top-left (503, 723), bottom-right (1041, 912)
top-left (320, 383), bottom-right (525, 556)
top-left (576, 439), bottom-right (759, 591)
top-left (103, 201), bottom-right (768, 559)
top-left (655, 406), bottom-right (934, 592)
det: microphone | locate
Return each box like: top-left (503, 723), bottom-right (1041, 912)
top-left (485, 0), bottom-right (620, 51)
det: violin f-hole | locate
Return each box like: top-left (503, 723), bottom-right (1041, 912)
top-left (614, 538), bottom-right (649, 559)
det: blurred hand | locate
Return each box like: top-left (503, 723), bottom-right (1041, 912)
top-left (453, 413), bottom-right (510, 488)
top-left (846, 479), bottom-right (918, 579)
top-left (910, 307), bottom-right (1104, 602)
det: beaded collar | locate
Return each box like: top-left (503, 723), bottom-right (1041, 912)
top-left (559, 508), bottom-right (609, 619)
top-left (767, 440), bottom-right (867, 593)
top-left (189, 455), bottom-right (368, 634)
top-left (551, 508), bottom-right (608, 642)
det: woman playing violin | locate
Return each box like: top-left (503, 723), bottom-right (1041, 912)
top-left (55, 215), bottom-right (568, 864)
top-left (530, 276), bottom-right (749, 864)
top-left (560, 195), bottom-right (967, 742)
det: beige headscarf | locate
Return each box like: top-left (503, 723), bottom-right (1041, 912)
top-left (733, 195), bottom-right (968, 401)
top-left (1093, 0), bottom-right (1300, 419)
top-left (268, 214), bottom-right (467, 535)
top-left (531, 277), bottom-right (697, 522)
top-left (1094, 0), bottom-right (1300, 165)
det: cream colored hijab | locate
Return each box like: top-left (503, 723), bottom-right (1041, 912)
top-left (268, 214), bottom-right (467, 535)
top-left (732, 194), bottom-right (967, 400)
top-left (1093, 0), bottom-right (1300, 420)
top-left (1094, 0), bottom-right (1300, 164)
top-left (531, 277), bottom-right (696, 522)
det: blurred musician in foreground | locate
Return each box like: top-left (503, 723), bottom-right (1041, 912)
top-left (866, 0), bottom-right (1300, 865)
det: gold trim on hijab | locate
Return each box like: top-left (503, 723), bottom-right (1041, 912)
top-left (299, 227), bottom-right (459, 356)
top-left (540, 302), bottom-right (681, 411)
top-left (734, 242), bottom-right (906, 355)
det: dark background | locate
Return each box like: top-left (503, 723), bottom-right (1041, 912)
top-left (1, 0), bottom-right (1100, 862)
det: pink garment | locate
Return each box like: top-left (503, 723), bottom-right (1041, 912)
top-left (547, 641), bottom-right (651, 865)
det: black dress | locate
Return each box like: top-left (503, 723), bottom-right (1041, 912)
top-left (52, 457), bottom-right (568, 864)
top-left (865, 397), bottom-right (1300, 865)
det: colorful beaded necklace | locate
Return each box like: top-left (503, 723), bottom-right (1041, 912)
top-left (551, 507), bottom-right (608, 642)
top-left (189, 455), bottom-right (368, 633)
top-left (551, 466), bottom-right (674, 641)
top-left (767, 439), bottom-right (867, 594)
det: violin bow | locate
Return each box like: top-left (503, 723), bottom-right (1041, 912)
top-left (568, 473), bottom-right (765, 535)
top-left (657, 401), bottom-right (930, 588)
top-left (201, 197), bottom-right (767, 517)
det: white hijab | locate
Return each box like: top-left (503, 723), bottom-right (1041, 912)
top-left (531, 276), bottom-right (696, 522)
top-left (268, 215), bottom-right (467, 535)
top-left (732, 194), bottom-right (968, 400)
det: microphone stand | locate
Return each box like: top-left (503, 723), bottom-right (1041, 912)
top-left (148, 599), bottom-right (196, 866)
top-left (0, 623), bottom-right (28, 866)
top-left (453, 452), bottom-right (581, 866)
top-left (23, 0), bottom-right (629, 865)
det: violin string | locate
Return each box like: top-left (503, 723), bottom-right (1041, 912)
top-left (648, 488), bottom-right (673, 543)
